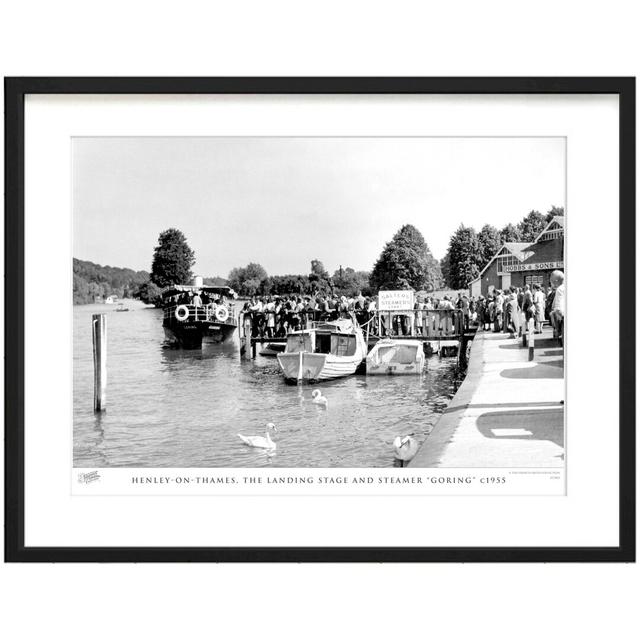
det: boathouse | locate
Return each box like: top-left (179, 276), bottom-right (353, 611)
top-left (469, 216), bottom-right (564, 297)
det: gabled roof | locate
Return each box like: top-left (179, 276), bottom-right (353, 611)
top-left (472, 242), bottom-right (532, 283)
top-left (533, 216), bottom-right (565, 243)
top-left (503, 242), bottom-right (533, 260)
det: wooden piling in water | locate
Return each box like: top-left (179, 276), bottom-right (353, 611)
top-left (92, 313), bottom-right (107, 411)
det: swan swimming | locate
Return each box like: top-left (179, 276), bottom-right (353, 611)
top-left (238, 422), bottom-right (277, 450)
top-left (393, 435), bottom-right (418, 465)
top-left (311, 389), bottom-right (328, 408)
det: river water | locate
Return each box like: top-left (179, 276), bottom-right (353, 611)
top-left (73, 302), bottom-right (461, 468)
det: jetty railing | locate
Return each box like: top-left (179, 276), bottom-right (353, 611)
top-left (374, 308), bottom-right (465, 338)
top-left (238, 308), bottom-right (465, 340)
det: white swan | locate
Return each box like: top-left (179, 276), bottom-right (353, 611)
top-left (393, 435), bottom-right (418, 465)
top-left (238, 422), bottom-right (277, 450)
top-left (311, 389), bottom-right (328, 408)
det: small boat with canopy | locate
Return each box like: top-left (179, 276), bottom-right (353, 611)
top-left (366, 338), bottom-right (425, 375)
top-left (276, 317), bottom-right (367, 382)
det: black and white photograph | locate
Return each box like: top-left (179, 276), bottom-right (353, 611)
top-left (72, 136), bottom-right (566, 472)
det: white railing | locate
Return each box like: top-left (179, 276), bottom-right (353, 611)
top-left (164, 303), bottom-right (237, 324)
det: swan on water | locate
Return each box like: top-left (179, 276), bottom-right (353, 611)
top-left (393, 435), bottom-right (418, 465)
top-left (238, 422), bottom-right (277, 450)
top-left (311, 389), bottom-right (328, 408)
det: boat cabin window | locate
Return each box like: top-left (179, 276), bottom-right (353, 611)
top-left (286, 334), bottom-right (312, 353)
top-left (330, 334), bottom-right (357, 357)
top-left (315, 333), bottom-right (332, 354)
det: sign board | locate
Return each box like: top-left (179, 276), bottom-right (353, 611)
top-left (504, 261), bottom-right (564, 273)
top-left (378, 290), bottom-right (415, 311)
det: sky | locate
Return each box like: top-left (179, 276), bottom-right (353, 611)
top-left (72, 137), bottom-right (565, 277)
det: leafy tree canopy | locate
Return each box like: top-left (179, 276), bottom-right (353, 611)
top-left (228, 262), bottom-right (269, 296)
top-left (332, 267), bottom-right (371, 297)
top-left (446, 224), bottom-right (481, 289)
top-left (477, 224), bottom-right (502, 267)
top-left (517, 210), bottom-right (547, 243)
top-left (499, 222), bottom-right (521, 244)
top-left (150, 228), bottom-right (196, 288)
top-left (370, 224), bottom-right (441, 293)
top-left (308, 259), bottom-right (331, 294)
top-left (137, 281), bottom-right (163, 307)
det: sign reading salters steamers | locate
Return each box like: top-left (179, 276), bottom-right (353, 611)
top-left (504, 261), bottom-right (564, 273)
top-left (378, 290), bottom-right (415, 311)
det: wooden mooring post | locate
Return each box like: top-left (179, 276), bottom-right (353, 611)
top-left (239, 312), bottom-right (253, 360)
top-left (92, 313), bottom-right (107, 412)
top-left (527, 317), bottom-right (535, 361)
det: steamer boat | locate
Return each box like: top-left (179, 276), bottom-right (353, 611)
top-left (162, 282), bottom-right (238, 349)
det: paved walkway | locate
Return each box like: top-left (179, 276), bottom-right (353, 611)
top-left (410, 326), bottom-right (565, 467)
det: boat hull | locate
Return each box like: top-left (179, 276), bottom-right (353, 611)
top-left (366, 340), bottom-right (425, 375)
top-left (163, 320), bottom-right (237, 349)
top-left (277, 351), bottom-right (361, 382)
top-left (366, 361), bottom-right (424, 375)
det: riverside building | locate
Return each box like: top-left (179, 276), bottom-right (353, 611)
top-left (469, 216), bottom-right (564, 297)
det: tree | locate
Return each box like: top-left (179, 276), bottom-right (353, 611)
top-left (308, 259), bottom-right (331, 294)
top-left (477, 224), bottom-right (502, 268)
top-left (150, 228), bottom-right (196, 288)
top-left (242, 262), bottom-right (268, 296)
top-left (517, 210), bottom-right (547, 243)
top-left (499, 222), bottom-right (521, 244)
top-left (227, 263), bottom-right (268, 296)
top-left (267, 274), bottom-right (310, 296)
top-left (332, 267), bottom-right (371, 297)
top-left (446, 224), bottom-right (481, 289)
top-left (370, 224), bottom-right (441, 292)
top-left (136, 281), bottom-right (163, 307)
top-left (440, 251), bottom-right (451, 290)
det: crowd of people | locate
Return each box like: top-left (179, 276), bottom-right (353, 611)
top-left (165, 290), bottom-right (232, 320)
top-left (474, 270), bottom-right (565, 341)
top-left (240, 292), bottom-right (373, 338)
top-left (170, 270), bottom-right (566, 343)
top-left (240, 291), bottom-right (468, 338)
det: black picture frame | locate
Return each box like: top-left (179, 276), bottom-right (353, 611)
top-left (4, 77), bottom-right (635, 563)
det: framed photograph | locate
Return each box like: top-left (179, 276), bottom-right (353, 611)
top-left (4, 77), bottom-right (635, 562)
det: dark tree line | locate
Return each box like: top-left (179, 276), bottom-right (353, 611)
top-left (73, 258), bottom-right (150, 305)
top-left (75, 207), bottom-right (564, 307)
top-left (227, 259), bottom-right (372, 298)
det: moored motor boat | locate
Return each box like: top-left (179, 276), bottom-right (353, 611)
top-left (276, 317), bottom-right (366, 382)
top-left (366, 338), bottom-right (425, 375)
